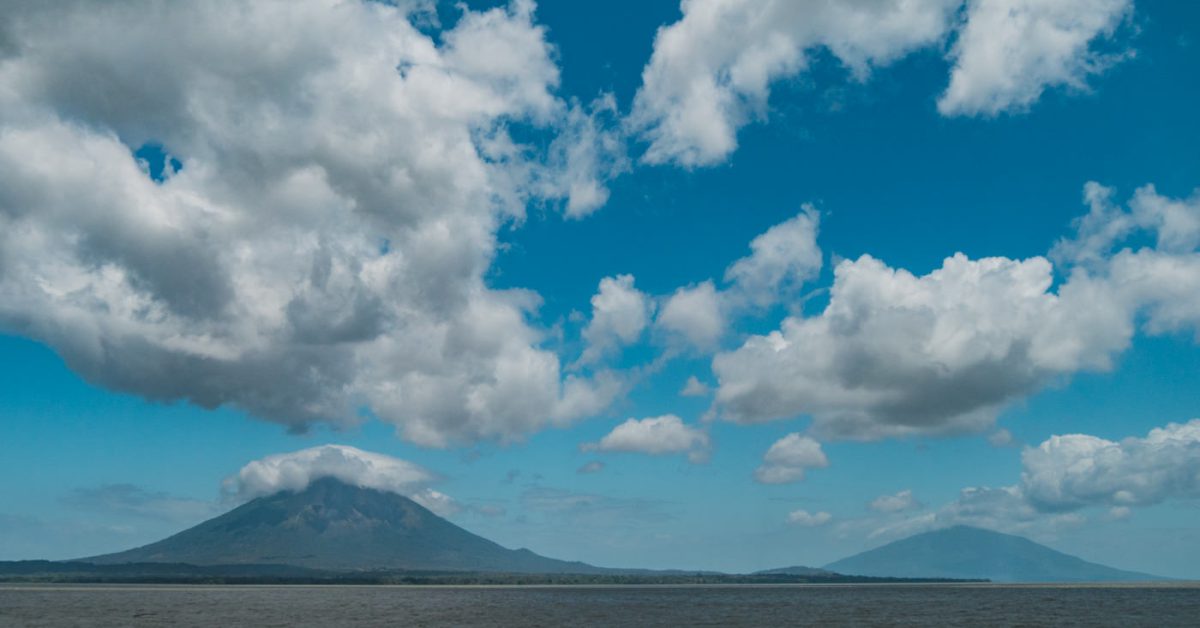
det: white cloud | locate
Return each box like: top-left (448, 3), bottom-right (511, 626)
top-left (754, 433), bottom-right (829, 484)
top-left (656, 281), bottom-right (725, 350)
top-left (583, 414), bottom-right (710, 462)
top-left (714, 252), bottom-right (1129, 439)
top-left (631, 0), bottom-right (1133, 167)
top-left (696, 183), bottom-right (1200, 443)
top-left (1055, 184), bottom-right (1200, 340)
top-left (630, 0), bottom-right (959, 166)
top-left (680, 376), bottom-right (711, 397)
top-left (654, 207), bottom-right (822, 352)
top-left (226, 444), bottom-right (464, 518)
top-left (0, 0), bottom-right (625, 447)
top-left (224, 444), bottom-right (436, 502)
top-left (543, 94), bottom-right (630, 219)
top-left (787, 509), bottom-right (832, 527)
top-left (939, 0), bottom-right (1133, 116)
top-left (868, 419), bottom-right (1200, 540)
top-left (578, 274), bottom-right (652, 366)
top-left (1021, 419), bottom-right (1200, 511)
top-left (724, 206), bottom-right (823, 308)
top-left (869, 489), bottom-right (922, 513)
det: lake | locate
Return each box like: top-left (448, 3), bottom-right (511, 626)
top-left (3, 583), bottom-right (1199, 626)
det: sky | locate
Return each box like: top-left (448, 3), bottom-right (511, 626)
top-left (1, 0), bottom-right (1199, 578)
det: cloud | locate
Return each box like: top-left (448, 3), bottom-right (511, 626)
top-left (714, 252), bottom-right (1128, 439)
top-left (0, 0), bottom-right (623, 448)
top-left (679, 376), bottom-right (711, 397)
top-left (578, 274), bottom-right (652, 366)
top-left (542, 94), bottom-right (630, 219)
top-left (656, 281), bottom-right (725, 351)
top-left (630, 0), bottom-right (1133, 167)
top-left (754, 433), bottom-right (829, 484)
top-left (678, 183), bottom-right (1200, 443)
top-left (938, 0), bottom-right (1133, 116)
top-left (576, 460), bottom-right (606, 474)
top-left (1054, 183), bottom-right (1200, 340)
top-left (1055, 184), bottom-right (1200, 267)
top-left (63, 484), bottom-right (221, 523)
top-left (867, 418), bottom-right (1200, 540)
top-left (583, 415), bottom-right (710, 462)
top-left (988, 428), bottom-right (1015, 447)
top-left (630, 0), bottom-right (960, 166)
top-left (869, 489), bottom-right (922, 513)
top-left (655, 207), bottom-right (821, 352)
top-left (222, 445), bottom-right (452, 511)
top-left (787, 509), bottom-right (833, 527)
top-left (1021, 419), bottom-right (1200, 511)
top-left (724, 206), bottom-right (823, 308)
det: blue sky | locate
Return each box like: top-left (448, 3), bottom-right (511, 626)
top-left (1, 0), bottom-right (1199, 578)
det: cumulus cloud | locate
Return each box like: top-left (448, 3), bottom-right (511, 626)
top-left (869, 419), bottom-right (1200, 540)
top-left (869, 489), bottom-right (922, 513)
top-left (714, 252), bottom-right (1128, 439)
top-left (1054, 183), bottom-right (1200, 340)
top-left (938, 0), bottom-right (1133, 116)
top-left (578, 274), bottom-right (652, 366)
top-left (754, 433), bottom-right (829, 484)
top-left (583, 415), bottom-right (710, 462)
top-left (712, 182), bottom-right (1200, 440)
top-left (0, 0), bottom-right (626, 447)
top-left (1055, 184), bottom-right (1200, 267)
top-left (630, 0), bottom-right (959, 166)
top-left (654, 207), bottom-right (822, 352)
top-left (1021, 419), bottom-right (1200, 511)
top-left (787, 509), bottom-right (832, 527)
top-left (222, 445), bottom-right (450, 511)
top-left (631, 0), bottom-right (1133, 167)
top-left (656, 281), bottom-right (725, 351)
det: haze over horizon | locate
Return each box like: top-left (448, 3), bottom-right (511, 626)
top-left (1, 0), bottom-right (1198, 580)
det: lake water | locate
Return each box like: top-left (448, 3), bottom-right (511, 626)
top-left (2, 583), bottom-right (1199, 626)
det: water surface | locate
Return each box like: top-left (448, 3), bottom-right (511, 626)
top-left (3, 583), bottom-right (1198, 627)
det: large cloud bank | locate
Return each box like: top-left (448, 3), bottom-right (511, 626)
top-left (631, 0), bottom-right (1133, 166)
top-left (713, 184), bottom-right (1200, 440)
top-left (0, 0), bottom-right (622, 446)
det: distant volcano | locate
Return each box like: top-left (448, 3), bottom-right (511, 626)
top-left (824, 525), bottom-right (1163, 582)
top-left (84, 477), bottom-right (604, 573)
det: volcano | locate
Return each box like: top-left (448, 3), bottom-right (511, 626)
top-left (824, 525), bottom-right (1163, 582)
top-left (84, 477), bottom-right (604, 573)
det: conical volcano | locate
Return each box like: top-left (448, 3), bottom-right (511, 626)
top-left (84, 477), bottom-right (602, 573)
top-left (824, 525), bottom-right (1162, 582)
